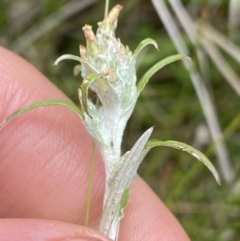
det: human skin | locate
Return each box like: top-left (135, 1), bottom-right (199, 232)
top-left (0, 46), bottom-right (190, 241)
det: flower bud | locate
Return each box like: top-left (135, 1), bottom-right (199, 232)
top-left (82, 25), bottom-right (99, 56)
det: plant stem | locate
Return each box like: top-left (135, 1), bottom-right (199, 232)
top-left (104, 0), bottom-right (110, 18)
top-left (85, 142), bottom-right (96, 226)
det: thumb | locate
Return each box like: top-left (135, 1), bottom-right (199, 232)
top-left (0, 219), bottom-right (111, 241)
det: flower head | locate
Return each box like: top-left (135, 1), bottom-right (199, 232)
top-left (77, 5), bottom-right (138, 176)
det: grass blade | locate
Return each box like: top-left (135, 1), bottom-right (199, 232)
top-left (228, 0), bottom-right (240, 40)
top-left (201, 37), bottom-right (240, 97)
top-left (151, 0), bottom-right (234, 182)
top-left (201, 23), bottom-right (240, 65)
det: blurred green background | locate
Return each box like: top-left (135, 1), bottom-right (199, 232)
top-left (1, 0), bottom-right (240, 240)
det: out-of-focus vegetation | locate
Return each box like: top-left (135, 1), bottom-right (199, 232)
top-left (1, 0), bottom-right (240, 240)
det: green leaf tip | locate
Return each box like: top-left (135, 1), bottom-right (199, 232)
top-left (0, 100), bottom-right (83, 130)
top-left (146, 140), bottom-right (221, 185)
top-left (137, 54), bottom-right (187, 94)
top-left (133, 38), bottom-right (159, 57)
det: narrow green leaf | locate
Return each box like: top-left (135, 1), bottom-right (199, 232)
top-left (81, 73), bottom-right (101, 117)
top-left (0, 100), bottom-right (83, 130)
top-left (133, 38), bottom-right (158, 57)
top-left (146, 140), bottom-right (221, 185)
top-left (137, 54), bottom-right (188, 94)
